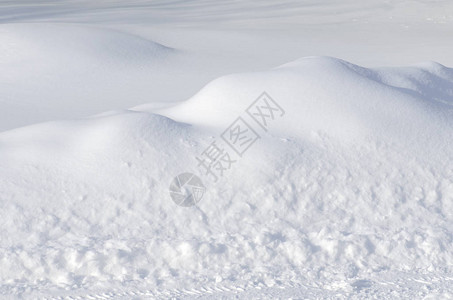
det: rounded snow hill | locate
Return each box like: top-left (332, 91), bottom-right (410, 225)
top-left (1, 57), bottom-right (453, 298)
top-left (0, 23), bottom-right (181, 131)
top-left (159, 56), bottom-right (453, 156)
top-left (0, 23), bottom-right (173, 64)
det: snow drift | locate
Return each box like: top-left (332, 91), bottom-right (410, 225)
top-left (1, 57), bottom-right (453, 298)
top-left (0, 23), bottom-right (180, 131)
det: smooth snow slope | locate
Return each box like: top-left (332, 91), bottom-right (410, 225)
top-left (1, 0), bottom-right (453, 298)
top-left (0, 23), bottom-right (240, 131)
top-left (1, 57), bottom-right (452, 298)
top-left (1, 0), bottom-right (453, 131)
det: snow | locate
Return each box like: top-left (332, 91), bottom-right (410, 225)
top-left (1, 0), bottom-right (453, 299)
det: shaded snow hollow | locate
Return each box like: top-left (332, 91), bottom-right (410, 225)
top-left (0, 57), bottom-right (453, 297)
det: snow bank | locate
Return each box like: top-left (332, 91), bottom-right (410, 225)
top-left (1, 57), bottom-right (453, 297)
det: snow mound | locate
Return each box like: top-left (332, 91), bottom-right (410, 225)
top-left (160, 57), bottom-right (453, 154)
top-left (1, 57), bottom-right (453, 298)
top-left (0, 23), bottom-right (176, 131)
top-left (0, 23), bottom-right (172, 65)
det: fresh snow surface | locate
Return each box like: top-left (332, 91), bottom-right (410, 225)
top-left (1, 1), bottom-right (453, 299)
top-left (1, 56), bottom-right (453, 299)
top-left (2, 0), bottom-right (453, 131)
